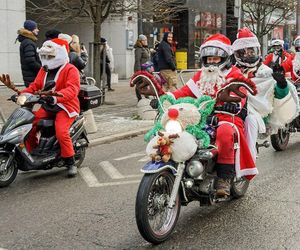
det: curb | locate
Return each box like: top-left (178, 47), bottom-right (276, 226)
top-left (89, 126), bottom-right (153, 147)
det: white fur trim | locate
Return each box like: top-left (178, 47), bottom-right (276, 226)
top-left (200, 40), bottom-right (233, 55)
top-left (218, 121), bottom-right (258, 178)
top-left (269, 89), bottom-right (299, 129)
top-left (186, 79), bottom-right (202, 98)
top-left (232, 37), bottom-right (260, 51)
top-left (271, 39), bottom-right (284, 47)
top-left (57, 103), bottom-right (78, 118)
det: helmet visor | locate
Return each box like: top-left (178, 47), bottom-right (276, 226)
top-left (200, 46), bottom-right (228, 58)
top-left (295, 39), bottom-right (300, 47)
top-left (234, 47), bottom-right (260, 65)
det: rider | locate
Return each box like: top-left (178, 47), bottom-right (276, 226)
top-left (232, 28), bottom-right (299, 160)
top-left (167, 34), bottom-right (257, 197)
top-left (20, 38), bottom-right (80, 177)
top-left (263, 39), bottom-right (291, 70)
top-left (281, 36), bottom-right (300, 83)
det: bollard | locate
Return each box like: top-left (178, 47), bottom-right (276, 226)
top-left (83, 109), bottom-right (97, 134)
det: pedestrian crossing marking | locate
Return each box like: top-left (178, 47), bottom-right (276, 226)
top-left (114, 151), bottom-right (145, 161)
top-left (100, 161), bottom-right (124, 179)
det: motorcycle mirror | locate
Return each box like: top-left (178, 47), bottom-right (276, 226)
top-left (44, 80), bottom-right (56, 91)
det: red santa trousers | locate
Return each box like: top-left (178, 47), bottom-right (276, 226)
top-left (25, 108), bottom-right (75, 158)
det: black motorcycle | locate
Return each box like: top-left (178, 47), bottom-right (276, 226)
top-left (0, 80), bottom-right (101, 187)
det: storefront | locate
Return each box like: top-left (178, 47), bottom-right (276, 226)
top-left (142, 0), bottom-right (227, 69)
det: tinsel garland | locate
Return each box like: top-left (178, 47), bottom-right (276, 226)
top-left (144, 94), bottom-right (216, 148)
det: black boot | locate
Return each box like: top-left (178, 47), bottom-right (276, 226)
top-left (64, 156), bottom-right (77, 178)
top-left (215, 164), bottom-right (235, 197)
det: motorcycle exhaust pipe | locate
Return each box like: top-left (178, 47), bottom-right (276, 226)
top-left (257, 140), bottom-right (270, 148)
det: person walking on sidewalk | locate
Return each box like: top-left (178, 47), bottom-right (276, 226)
top-left (134, 34), bottom-right (150, 101)
top-left (157, 32), bottom-right (177, 91)
top-left (100, 38), bottom-right (114, 91)
top-left (16, 20), bottom-right (41, 87)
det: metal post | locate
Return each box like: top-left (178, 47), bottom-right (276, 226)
top-left (234, 0), bottom-right (242, 29)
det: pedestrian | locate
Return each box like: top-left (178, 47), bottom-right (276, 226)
top-left (157, 32), bottom-right (177, 91)
top-left (44, 29), bottom-right (61, 41)
top-left (100, 37), bottom-right (114, 91)
top-left (151, 41), bottom-right (160, 72)
top-left (69, 35), bottom-right (89, 84)
top-left (134, 34), bottom-right (150, 101)
top-left (16, 20), bottom-right (41, 87)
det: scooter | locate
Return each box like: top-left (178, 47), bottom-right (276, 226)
top-left (0, 79), bottom-right (99, 187)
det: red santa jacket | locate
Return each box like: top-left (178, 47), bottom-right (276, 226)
top-left (22, 63), bottom-right (80, 117)
top-left (170, 66), bottom-right (247, 107)
top-left (263, 51), bottom-right (291, 68)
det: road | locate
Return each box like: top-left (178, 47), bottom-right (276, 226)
top-left (0, 134), bottom-right (300, 249)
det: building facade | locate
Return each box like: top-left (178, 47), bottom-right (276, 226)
top-left (0, 0), bottom-right (26, 83)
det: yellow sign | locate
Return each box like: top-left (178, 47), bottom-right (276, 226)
top-left (175, 51), bottom-right (187, 70)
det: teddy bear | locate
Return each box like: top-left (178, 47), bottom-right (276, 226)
top-left (150, 131), bottom-right (179, 162)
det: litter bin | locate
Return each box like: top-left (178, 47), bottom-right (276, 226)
top-left (175, 50), bottom-right (188, 70)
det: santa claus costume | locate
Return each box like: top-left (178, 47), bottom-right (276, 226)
top-left (168, 34), bottom-right (257, 191)
top-left (232, 28), bottom-right (299, 160)
top-left (21, 38), bottom-right (80, 177)
top-left (263, 39), bottom-right (291, 68)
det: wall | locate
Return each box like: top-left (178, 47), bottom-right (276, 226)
top-left (0, 0), bottom-right (26, 83)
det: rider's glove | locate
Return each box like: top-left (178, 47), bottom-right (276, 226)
top-left (42, 96), bottom-right (56, 105)
top-left (272, 72), bottom-right (287, 89)
top-left (219, 102), bottom-right (240, 114)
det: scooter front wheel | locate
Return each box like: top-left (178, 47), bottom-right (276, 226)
top-left (0, 154), bottom-right (18, 188)
top-left (135, 171), bottom-right (181, 244)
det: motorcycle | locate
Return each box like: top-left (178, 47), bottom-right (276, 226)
top-left (0, 76), bottom-right (100, 187)
top-left (133, 74), bottom-right (257, 244)
top-left (269, 83), bottom-right (300, 151)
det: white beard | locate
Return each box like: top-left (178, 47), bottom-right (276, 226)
top-left (197, 66), bottom-right (225, 96)
top-left (292, 52), bottom-right (300, 78)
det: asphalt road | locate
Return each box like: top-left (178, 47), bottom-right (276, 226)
top-left (0, 134), bottom-right (300, 250)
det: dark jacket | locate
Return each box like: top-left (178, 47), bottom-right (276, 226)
top-left (134, 40), bottom-right (150, 72)
top-left (69, 50), bottom-right (88, 71)
top-left (69, 50), bottom-right (88, 84)
top-left (17, 28), bottom-right (41, 86)
top-left (157, 33), bottom-right (176, 71)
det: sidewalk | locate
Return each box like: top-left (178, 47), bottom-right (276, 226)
top-left (0, 80), bottom-right (154, 146)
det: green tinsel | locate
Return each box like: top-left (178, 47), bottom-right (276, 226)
top-left (144, 95), bottom-right (216, 148)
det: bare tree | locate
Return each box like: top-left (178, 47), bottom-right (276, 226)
top-left (26, 0), bottom-right (185, 88)
top-left (242, 0), bottom-right (296, 44)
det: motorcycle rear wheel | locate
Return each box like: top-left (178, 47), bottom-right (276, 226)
top-left (0, 155), bottom-right (18, 188)
top-left (231, 176), bottom-right (249, 198)
top-left (270, 128), bottom-right (290, 151)
top-left (135, 171), bottom-right (181, 244)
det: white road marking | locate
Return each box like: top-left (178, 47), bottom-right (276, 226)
top-left (114, 151), bottom-right (145, 161)
top-left (79, 167), bottom-right (101, 187)
top-left (92, 180), bottom-right (140, 187)
top-left (0, 247), bottom-right (7, 250)
top-left (100, 161), bottom-right (124, 179)
top-left (138, 155), bottom-right (150, 162)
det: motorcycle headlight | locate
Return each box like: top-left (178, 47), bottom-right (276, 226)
top-left (165, 120), bottom-right (182, 134)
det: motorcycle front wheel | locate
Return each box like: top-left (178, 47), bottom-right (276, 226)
top-left (0, 154), bottom-right (18, 188)
top-left (135, 170), bottom-right (181, 244)
top-left (270, 127), bottom-right (290, 151)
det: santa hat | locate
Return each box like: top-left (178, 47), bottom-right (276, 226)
top-left (200, 34), bottom-right (233, 55)
top-left (271, 39), bottom-right (284, 47)
top-left (232, 27), bottom-right (260, 51)
top-left (51, 38), bottom-right (70, 53)
top-left (58, 33), bottom-right (72, 45)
